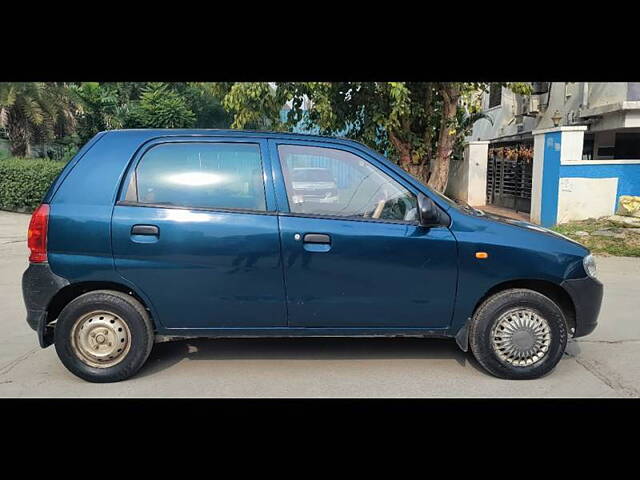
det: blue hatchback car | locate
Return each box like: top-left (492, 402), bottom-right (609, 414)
top-left (22, 129), bottom-right (603, 382)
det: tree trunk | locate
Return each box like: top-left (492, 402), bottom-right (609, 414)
top-left (389, 129), bottom-right (430, 185)
top-left (428, 83), bottom-right (461, 193)
top-left (421, 84), bottom-right (434, 164)
top-left (6, 108), bottom-right (31, 157)
top-left (403, 162), bottom-right (429, 185)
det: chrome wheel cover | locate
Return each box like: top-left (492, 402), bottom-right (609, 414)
top-left (491, 308), bottom-right (552, 367)
top-left (70, 311), bottom-right (131, 368)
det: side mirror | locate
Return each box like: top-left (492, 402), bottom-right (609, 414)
top-left (418, 193), bottom-right (444, 227)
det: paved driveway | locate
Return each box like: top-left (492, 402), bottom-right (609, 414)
top-left (1, 210), bottom-right (638, 397)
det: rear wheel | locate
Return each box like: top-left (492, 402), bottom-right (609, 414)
top-left (54, 290), bottom-right (154, 383)
top-left (469, 288), bottom-right (568, 380)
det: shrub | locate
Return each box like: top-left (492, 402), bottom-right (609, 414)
top-left (0, 157), bottom-right (66, 212)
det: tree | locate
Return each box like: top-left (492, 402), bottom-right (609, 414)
top-left (128, 83), bottom-right (196, 128)
top-left (179, 83), bottom-right (233, 129)
top-left (73, 82), bottom-right (232, 142)
top-left (0, 82), bottom-right (80, 157)
top-left (212, 82), bottom-right (530, 192)
top-left (72, 82), bottom-right (133, 143)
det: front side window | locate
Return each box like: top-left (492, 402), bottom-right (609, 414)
top-left (278, 144), bottom-right (418, 222)
top-left (132, 142), bottom-right (266, 211)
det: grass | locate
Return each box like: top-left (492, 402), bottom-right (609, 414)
top-left (553, 218), bottom-right (640, 257)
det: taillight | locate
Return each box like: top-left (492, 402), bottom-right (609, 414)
top-left (28, 204), bottom-right (50, 263)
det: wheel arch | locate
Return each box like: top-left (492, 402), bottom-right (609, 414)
top-left (474, 279), bottom-right (576, 334)
top-left (46, 281), bottom-right (157, 331)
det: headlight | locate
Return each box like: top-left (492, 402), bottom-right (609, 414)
top-left (583, 254), bottom-right (597, 278)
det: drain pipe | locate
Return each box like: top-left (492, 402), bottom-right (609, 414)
top-left (582, 82), bottom-right (589, 109)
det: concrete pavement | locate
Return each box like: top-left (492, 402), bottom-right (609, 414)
top-left (1, 210), bottom-right (638, 397)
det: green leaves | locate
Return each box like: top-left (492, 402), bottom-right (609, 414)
top-left (72, 82), bottom-right (231, 142)
top-left (183, 83), bottom-right (231, 128)
top-left (507, 82), bottom-right (533, 96)
top-left (388, 82), bottom-right (411, 130)
top-left (131, 82), bottom-right (196, 129)
top-left (0, 82), bottom-right (81, 157)
top-left (0, 157), bottom-right (66, 212)
top-left (216, 82), bottom-right (284, 130)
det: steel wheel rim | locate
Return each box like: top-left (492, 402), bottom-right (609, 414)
top-left (491, 308), bottom-right (552, 367)
top-left (70, 310), bottom-right (131, 368)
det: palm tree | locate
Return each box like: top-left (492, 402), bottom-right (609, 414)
top-left (0, 82), bottom-right (80, 158)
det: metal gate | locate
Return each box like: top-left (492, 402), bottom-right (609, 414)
top-left (486, 147), bottom-right (533, 213)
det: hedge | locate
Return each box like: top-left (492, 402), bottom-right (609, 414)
top-left (0, 157), bottom-right (66, 213)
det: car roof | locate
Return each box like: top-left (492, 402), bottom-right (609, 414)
top-left (102, 128), bottom-right (366, 149)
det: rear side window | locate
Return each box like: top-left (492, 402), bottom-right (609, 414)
top-left (131, 143), bottom-right (266, 211)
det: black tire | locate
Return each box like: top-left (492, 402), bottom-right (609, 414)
top-left (54, 290), bottom-right (154, 383)
top-left (469, 288), bottom-right (568, 380)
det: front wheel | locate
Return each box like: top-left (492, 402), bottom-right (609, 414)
top-left (469, 288), bottom-right (568, 380)
top-left (54, 290), bottom-right (154, 383)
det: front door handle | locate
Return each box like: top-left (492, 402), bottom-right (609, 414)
top-left (303, 233), bottom-right (331, 244)
top-left (131, 224), bottom-right (159, 236)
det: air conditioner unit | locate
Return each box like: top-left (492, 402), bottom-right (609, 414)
top-left (521, 95), bottom-right (540, 116)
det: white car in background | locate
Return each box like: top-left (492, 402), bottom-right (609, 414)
top-left (291, 167), bottom-right (339, 203)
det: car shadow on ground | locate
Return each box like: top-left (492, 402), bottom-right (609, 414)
top-left (137, 337), bottom-right (486, 378)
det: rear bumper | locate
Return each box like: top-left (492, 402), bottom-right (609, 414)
top-left (561, 276), bottom-right (603, 338)
top-left (22, 263), bottom-right (69, 347)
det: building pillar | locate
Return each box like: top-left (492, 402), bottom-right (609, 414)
top-left (530, 126), bottom-right (587, 226)
top-left (445, 141), bottom-right (489, 206)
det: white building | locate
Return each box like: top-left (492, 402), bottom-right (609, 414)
top-left (447, 82), bottom-right (640, 226)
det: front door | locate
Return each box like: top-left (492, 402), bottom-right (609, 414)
top-left (111, 139), bottom-right (287, 329)
top-left (271, 141), bottom-right (458, 329)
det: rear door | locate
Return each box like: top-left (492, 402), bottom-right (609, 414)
top-left (270, 140), bottom-right (458, 329)
top-left (111, 137), bottom-right (287, 329)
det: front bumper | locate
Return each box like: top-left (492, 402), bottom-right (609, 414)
top-left (22, 263), bottom-right (69, 347)
top-left (561, 275), bottom-right (604, 338)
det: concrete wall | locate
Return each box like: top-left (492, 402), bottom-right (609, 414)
top-left (558, 161), bottom-right (640, 222)
top-left (556, 177), bottom-right (618, 224)
top-left (445, 141), bottom-right (489, 206)
top-left (446, 156), bottom-right (468, 202)
top-left (588, 83), bottom-right (628, 109)
top-left (530, 133), bottom-right (545, 224)
top-left (531, 126), bottom-right (640, 226)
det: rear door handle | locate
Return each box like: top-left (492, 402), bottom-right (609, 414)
top-left (131, 224), bottom-right (159, 236)
top-left (303, 233), bottom-right (331, 244)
